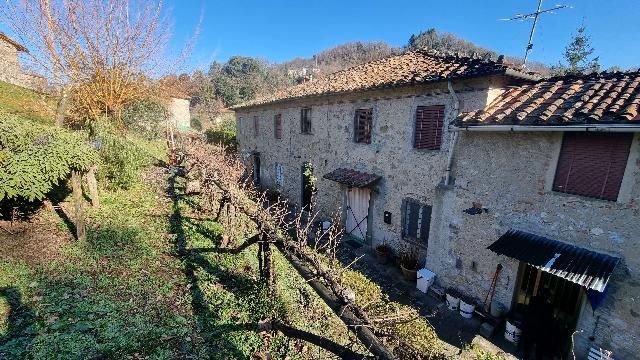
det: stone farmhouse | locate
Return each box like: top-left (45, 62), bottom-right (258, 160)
top-left (233, 50), bottom-right (640, 359)
top-left (0, 33), bottom-right (47, 92)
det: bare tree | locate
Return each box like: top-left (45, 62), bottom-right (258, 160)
top-left (1, 0), bottom-right (197, 124)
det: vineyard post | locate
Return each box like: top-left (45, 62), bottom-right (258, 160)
top-left (71, 170), bottom-right (87, 241)
top-left (86, 165), bottom-right (99, 207)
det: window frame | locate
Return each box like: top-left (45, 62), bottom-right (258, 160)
top-left (354, 108), bottom-right (373, 144)
top-left (413, 105), bottom-right (445, 150)
top-left (300, 107), bottom-right (312, 134)
top-left (253, 115), bottom-right (259, 137)
top-left (552, 132), bottom-right (633, 201)
top-left (274, 114), bottom-right (282, 139)
top-left (401, 198), bottom-right (432, 247)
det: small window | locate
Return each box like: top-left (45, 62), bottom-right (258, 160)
top-left (238, 117), bottom-right (244, 135)
top-left (274, 163), bottom-right (284, 191)
top-left (553, 132), bottom-right (633, 201)
top-left (253, 116), bottom-right (259, 136)
top-left (414, 105), bottom-right (444, 150)
top-left (274, 114), bottom-right (282, 139)
top-left (354, 108), bottom-right (373, 144)
top-left (402, 198), bottom-right (432, 244)
top-left (301, 108), bottom-right (312, 134)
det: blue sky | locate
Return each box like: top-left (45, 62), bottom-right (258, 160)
top-left (168, 0), bottom-right (640, 73)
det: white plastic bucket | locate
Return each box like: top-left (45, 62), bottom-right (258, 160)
top-left (459, 300), bottom-right (475, 319)
top-left (504, 319), bottom-right (523, 344)
top-left (445, 294), bottom-right (460, 310)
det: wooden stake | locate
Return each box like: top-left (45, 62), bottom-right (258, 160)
top-left (71, 170), bottom-right (86, 241)
top-left (86, 165), bottom-right (99, 207)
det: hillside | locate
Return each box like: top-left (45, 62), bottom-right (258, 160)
top-left (0, 81), bottom-right (56, 123)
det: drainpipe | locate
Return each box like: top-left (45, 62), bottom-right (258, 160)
top-left (445, 81), bottom-right (460, 186)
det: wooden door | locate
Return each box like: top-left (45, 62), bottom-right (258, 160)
top-left (345, 187), bottom-right (370, 241)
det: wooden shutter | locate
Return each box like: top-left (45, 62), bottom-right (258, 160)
top-left (403, 199), bottom-right (431, 246)
top-left (253, 116), bottom-right (259, 136)
top-left (553, 132), bottom-right (633, 201)
top-left (354, 109), bottom-right (373, 144)
top-left (274, 114), bottom-right (282, 139)
top-left (414, 105), bottom-right (444, 150)
top-left (419, 205), bottom-right (432, 243)
top-left (301, 108), bottom-right (311, 134)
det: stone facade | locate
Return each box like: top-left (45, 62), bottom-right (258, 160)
top-left (235, 74), bottom-right (639, 359)
top-left (429, 131), bottom-right (640, 359)
top-left (0, 37), bottom-right (47, 93)
top-left (236, 76), bottom-right (508, 249)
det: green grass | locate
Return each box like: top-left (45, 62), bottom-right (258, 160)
top-left (0, 158), bottom-right (364, 359)
top-left (0, 81), bottom-right (56, 124)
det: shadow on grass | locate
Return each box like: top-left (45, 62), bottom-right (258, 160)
top-left (86, 226), bottom-right (144, 257)
top-left (0, 287), bottom-right (36, 356)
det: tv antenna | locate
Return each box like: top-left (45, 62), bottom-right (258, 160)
top-left (501, 0), bottom-right (569, 67)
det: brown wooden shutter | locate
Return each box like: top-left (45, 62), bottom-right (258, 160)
top-left (354, 109), bottom-right (373, 144)
top-left (253, 116), bottom-right (259, 136)
top-left (274, 114), bottom-right (282, 139)
top-left (553, 132), bottom-right (633, 201)
top-left (414, 105), bottom-right (444, 150)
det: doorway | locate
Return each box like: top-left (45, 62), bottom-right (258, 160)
top-left (301, 162), bottom-right (315, 209)
top-left (345, 187), bottom-right (370, 243)
top-left (253, 154), bottom-right (261, 186)
top-left (513, 262), bottom-right (585, 358)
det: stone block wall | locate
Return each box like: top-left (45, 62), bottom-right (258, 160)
top-left (0, 40), bottom-right (48, 93)
top-left (430, 131), bottom-right (640, 359)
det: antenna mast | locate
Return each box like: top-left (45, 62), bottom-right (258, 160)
top-left (502, 0), bottom-right (569, 67)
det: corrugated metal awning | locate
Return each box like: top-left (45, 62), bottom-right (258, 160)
top-left (488, 230), bottom-right (620, 292)
top-left (323, 168), bottom-right (381, 188)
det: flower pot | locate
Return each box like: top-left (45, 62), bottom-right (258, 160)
top-left (445, 293), bottom-right (460, 310)
top-left (400, 263), bottom-right (418, 281)
top-left (375, 246), bottom-right (391, 265)
top-left (459, 299), bottom-right (476, 319)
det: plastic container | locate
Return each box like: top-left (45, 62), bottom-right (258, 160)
top-left (504, 312), bottom-right (524, 344)
top-left (490, 300), bottom-right (506, 318)
top-left (459, 299), bottom-right (476, 319)
top-left (416, 268), bottom-right (435, 293)
top-left (446, 293), bottom-right (460, 310)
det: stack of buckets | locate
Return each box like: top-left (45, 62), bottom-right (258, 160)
top-left (445, 292), bottom-right (476, 319)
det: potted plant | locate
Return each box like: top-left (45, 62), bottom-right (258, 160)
top-left (374, 241), bottom-right (392, 265)
top-left (399, 244), bottom-right (419, 281)
top-left (446, 288), bottom-right (461, 311)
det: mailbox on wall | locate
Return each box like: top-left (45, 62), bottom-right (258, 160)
top-left (383, 211), bottom-right (392, 224)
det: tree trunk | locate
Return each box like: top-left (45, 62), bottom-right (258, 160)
top-left (55, 86), bottom-right (69, 127)
top-left (71, 170), bottom-right (86, 241)
top-left (86, 165), bottom-right (99, 207)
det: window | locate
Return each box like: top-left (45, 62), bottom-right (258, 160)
top-left (274, 163), bottom-right (284, 191)
top-left (274, 114), bottom-right (282, 139)
top-left (300, 108), bottom-right (312, 134)
top-left (414, 105), bottom-right (445, 150)
top-left (553, 132), bottom-right (633, 201)
top-left (402, 199), bottom-right (432, 244)
top-left (253, 116), bottom-right (259, 136)
top-left (354, 108), bottom-right (373, 144)
top-left (238, 117), bottom-right (244, 135)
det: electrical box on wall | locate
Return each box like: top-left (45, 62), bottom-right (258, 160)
top-left (383, 211), bottom-right (392, 224)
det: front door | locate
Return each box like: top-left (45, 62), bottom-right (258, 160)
top-left (345, 187), bottom-right (370, 242)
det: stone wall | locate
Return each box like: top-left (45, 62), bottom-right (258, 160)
top-left (0, 40), bottom-right (47, 93)
top-left (430, 131), bottom-right (640, 359)
top-left (236, 76), bottom-right (508, 253)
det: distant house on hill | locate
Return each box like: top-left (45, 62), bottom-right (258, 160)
top-left (0, 33), bottom-right (47, 93)
top-left (233, 49), bottom-right (640, 359)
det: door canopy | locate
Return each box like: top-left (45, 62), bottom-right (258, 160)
top-left (323, 168), bottom-right (381, 188)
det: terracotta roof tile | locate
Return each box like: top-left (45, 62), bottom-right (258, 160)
top-left (234, 50), bottom-right (539, 109)
top-left (323, 168), bottom-right (381, 188)
top-left (0, 32), bottom-right (27, 52)
top-left (456, 71), bottom-right (640, 126)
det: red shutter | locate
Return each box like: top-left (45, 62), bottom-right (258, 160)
top-left (354, 109), bottom-right (373, 144)
top-left (553, 132), bottom-right (633, 201)
top-left (274, 114), bottom-right (282, 139)
top-left (414, 105), bottom-right (444, 150)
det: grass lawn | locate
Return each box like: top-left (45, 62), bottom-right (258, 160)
top-left (0, 159), bottom-right (365, 359)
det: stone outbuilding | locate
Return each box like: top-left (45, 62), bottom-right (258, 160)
top-left (233, 51), bottom-right (639, 359)
top-left (0, 33), bottom-right (47, 92)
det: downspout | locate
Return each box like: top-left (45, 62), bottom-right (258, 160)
top-left (445, 81), bottom-right (460, 186)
